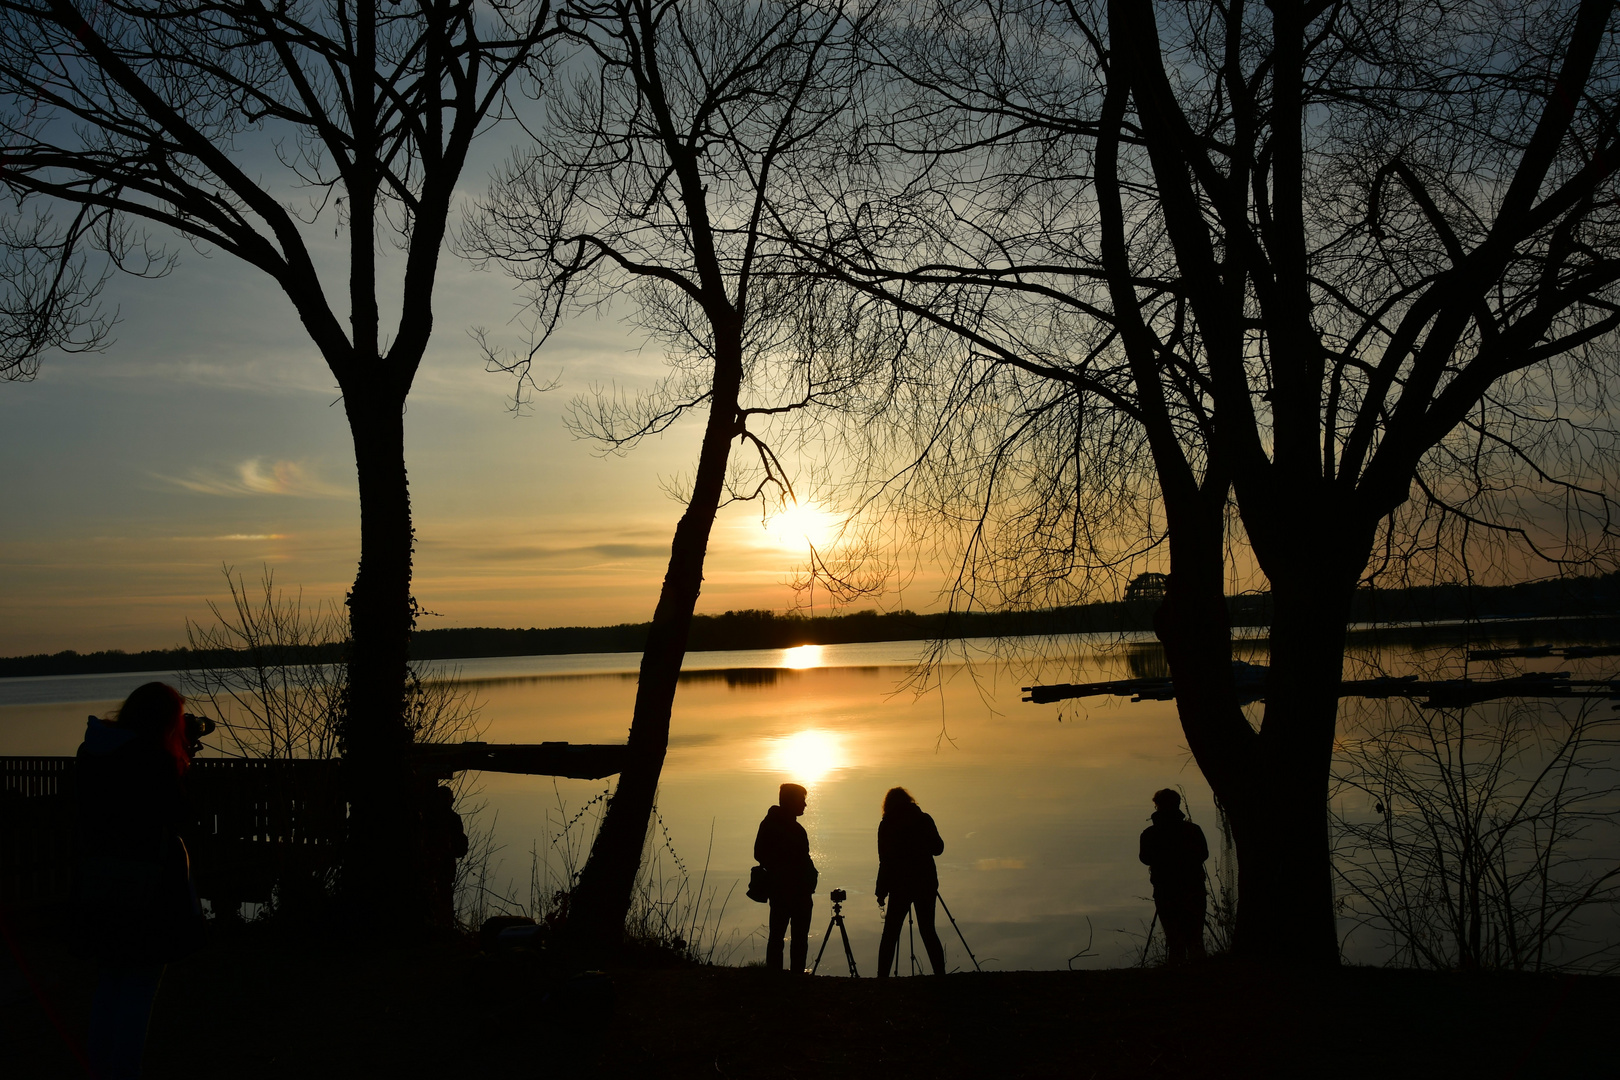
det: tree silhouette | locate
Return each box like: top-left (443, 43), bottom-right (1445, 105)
top-left (801, 0), bottom-right (1620, 960)
top-left (0, 0), bottom-right (561, 920)
top-left (0, 198), bottom-right (166, 379)
top-left (468, 0), bottom-right (866, 949)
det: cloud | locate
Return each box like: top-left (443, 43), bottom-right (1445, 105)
top-left (974, 858), bottom-right (1027, 871)
top-left (468, 542), bottom-right (668, 563)
top-left (158, 459), bottom-right (350, 499)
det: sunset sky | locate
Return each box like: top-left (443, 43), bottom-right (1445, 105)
top-left (0, 200), bottom-right (895, 656)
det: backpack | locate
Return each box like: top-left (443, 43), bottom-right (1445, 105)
top-left (746, 864), bottom-right (770, 903)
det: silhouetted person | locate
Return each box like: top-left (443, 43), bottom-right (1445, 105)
top-left (754, 782), bottom-right (817, 972)
top-left (420, 784), bottom-right (468, 929)
top-left (74, 682), bottom-right (205, 1079)
top-left (1138, 788), bottom-right (1209, 964)
top-left (875, 786), bottom-right (946, 976)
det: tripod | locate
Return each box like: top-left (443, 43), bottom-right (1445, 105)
top-left (810, 893), bottom-right (860, 976)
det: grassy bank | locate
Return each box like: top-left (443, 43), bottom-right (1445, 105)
top-left (5, 920), bottom-right (1612, 1078)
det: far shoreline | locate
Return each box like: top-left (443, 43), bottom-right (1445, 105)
top-left (5, 615), bottom-right (1620, 685)
top-left (5, 572), bottom-right (1620, 680)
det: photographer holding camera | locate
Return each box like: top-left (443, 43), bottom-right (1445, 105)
top-left (74, 681), bottom-right (208, 1079)
top-left (753, 783), bottom-right (818, 973)
top-left (1139, 788), bottom-right (1209, 964)
top-left (875, 787), bottom-right (946, 977)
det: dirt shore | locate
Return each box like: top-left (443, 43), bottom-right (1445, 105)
top-left (5, 923), bottom-right (1615, 1078)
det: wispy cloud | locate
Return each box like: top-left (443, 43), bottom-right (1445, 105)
top-left (157, 459), bottom-right (350, 499)
top-left (468, 542), bottom-right (668, 563)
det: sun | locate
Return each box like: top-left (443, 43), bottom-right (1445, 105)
top-left (767, 729), bottom-right (844, 783)
top-left (766, 500), bottom-right (838, 552)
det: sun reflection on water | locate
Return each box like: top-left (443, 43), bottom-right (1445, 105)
top-left (780, 644), bottom-right (823, 669)
top-left (767, 729), bottom-right (843, 782)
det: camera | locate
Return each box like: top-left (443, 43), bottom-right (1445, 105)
top-left (183, 712), bottom-right (216, 756)
top-left (829, 888), bottom-right (847, 903)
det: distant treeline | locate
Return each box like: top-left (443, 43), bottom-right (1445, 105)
top-left (6, 572), bottom-right (1620, 679)
top-left (0, 643), bottom-right (346, 680)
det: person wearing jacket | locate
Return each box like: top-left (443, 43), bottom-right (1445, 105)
top-left (74, 681), bottom-right (205, 1079)
top-left (753, 782), bottom-right (817, 973)
top-left (1138, 788), bottom-right (1210, 964)
top-left (875, 786), bottom-right (946, 976)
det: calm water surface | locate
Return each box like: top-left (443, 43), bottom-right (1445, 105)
top-left (5, 633), bottom-right (1614, 971)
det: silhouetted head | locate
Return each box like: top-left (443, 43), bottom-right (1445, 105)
top-left (1152, 788), bottom-right (1180, 811)
top-left (882, 786), bottom-right (917, 817)
top-left (115, 681), bottom-right (190, 775)
top-left (779, 782), bottom-right (807, 817)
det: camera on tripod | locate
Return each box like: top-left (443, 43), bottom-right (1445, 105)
top-left (813, 887), bottom-right (858, 976)
top-left (183, 712), bottom-right (215, 756)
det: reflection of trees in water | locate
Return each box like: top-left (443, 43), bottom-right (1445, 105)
top-left (676, 668), bottom-right (785, 689)
top-left (1331, 692), bottom-right (1620, 973)
top-left (1126, 645), bottom-right (1170, 682)
top-left (1122, 641), bottom-right (1267, 682)
top-left (674, 666), bottom-right (883, 689)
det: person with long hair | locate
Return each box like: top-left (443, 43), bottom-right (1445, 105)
top-left (74, 681), bottom-right (204, 1078)
top-left (874, 786), bottom-right (946, 976)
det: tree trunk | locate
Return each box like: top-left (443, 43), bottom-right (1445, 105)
top-left (1157, 490), bottom-right (1365, 965)
top-left (1225, 544), bottom-right (1359, 963)
top-left (338, 384), bottom-right (424, 927)
top-left (566, 325), bottom-right (745, 954)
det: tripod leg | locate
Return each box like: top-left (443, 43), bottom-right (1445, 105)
top-left (836, 915), bottom-right (860, 978)
top-left (811, 915), bottom-right (837, 976)
top-left (936, 891), bottom-right (982, 973)
top-left (909, 909), bottom-right (919, 975)
top-left (933, 893), bottom-right (978, 977)
top-left (1139, 910), bottom-right (1158, 968)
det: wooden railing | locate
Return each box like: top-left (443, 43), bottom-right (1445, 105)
top-left (1, 742), bottom-right (627, 910)
top-left (1, 758), bottom-right (346, 908)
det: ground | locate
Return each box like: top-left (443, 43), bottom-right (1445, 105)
top-left (4, 917), bottom-right (1615, 1078)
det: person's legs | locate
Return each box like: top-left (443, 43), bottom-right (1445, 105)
top-left (876, 898), bottom-right (908, 977)
top-left (1155, 897), bottom-right (1188, 963)
top-left (766, 898), bottom-right (790, 971)
top-left (912, 892), bottom-right (947, 974)
top-left (787, 894), bottom-right (812, 973)
top-left (88, 964), bottom-right (164, 1080)
top-left (1157, 891), bottom-right (1207, 964)
top-left (1188, 891), bottom-right (1208, 960)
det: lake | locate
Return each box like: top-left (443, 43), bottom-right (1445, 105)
top-left (5, 630), bottom-right (1617, 972)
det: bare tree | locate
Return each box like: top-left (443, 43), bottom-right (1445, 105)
top-left (183, 566), bottom-right (350, 762)
top-left (181, 566), bottom-right (484, 761)
top-left (796, 0), bottom-right (1620, 961)
top-left (0, 0), bottom-right (560, 919)
top-left (467, 0), bottom-right (867, 949)
top-left (0, 198), bottom-right (153, 379)
top-left (1333, 693), bottom-right (1620, 973)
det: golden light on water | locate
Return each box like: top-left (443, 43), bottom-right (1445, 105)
top-left (767, 729), bottom-right (844, 782)
top-left (781, 644), bottom-right (823, 669)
